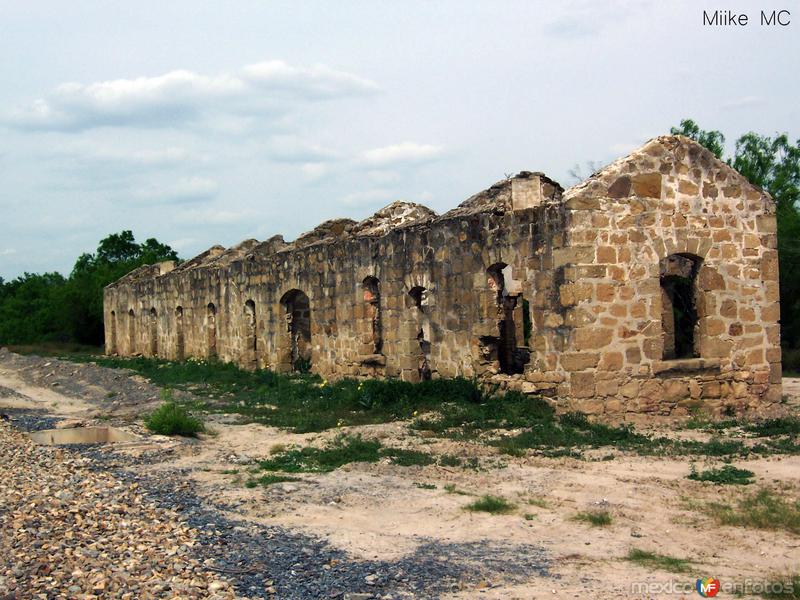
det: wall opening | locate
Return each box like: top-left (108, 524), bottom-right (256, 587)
top-left (486, 262), bottom-right (528, 375)
top-left (149, 308), bottom-right (158, 357)
top-left (128, 309), bottom-right (135, 354)
top-left (244, 300), bottom-right (257, 367)
top-left (206, 303), bottom-right (217, 358)
top-left (109, 310), bottom-right (117, 354)
top-left (409, 286), bottom-right (431, 380)
top-left (362, 276), bottom-right (383, 354)
top-left (175, 306), bottom-right (185, 360)
top-left (660, 253), bottom-right (701, 360)
top-left (280, 289), bottom-right (312, 371)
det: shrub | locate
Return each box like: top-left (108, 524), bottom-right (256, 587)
top-left (625, 548), bottom-right (692, 573)
top-left (688, 464), bottom-right (755, 485)
top-left (703, 488), bottom-right (800, 534)
top-left (145, 402), bottom-right (205, 436)
top-left (573, 510), bottom-right (612, 526)
top-left (465, 495), bottom-right (516, 514)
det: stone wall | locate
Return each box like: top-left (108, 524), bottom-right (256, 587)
top-left (104, 136), bottom-right (782, 417)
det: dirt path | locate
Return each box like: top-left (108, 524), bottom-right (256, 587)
top-left (1, 349), bottom-right (798, 599)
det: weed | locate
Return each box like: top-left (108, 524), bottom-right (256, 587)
top-left (384, 448), bottom-right (435, 467)
top-left (702, 488), bottom-right (800, 534)
top-left (527, 497), bottom-right (549, 509)
top-left (259, 435), bottom-right (383, 473)
top-left (438, 454), bottom-right (462, 467)
top-left (688, 464), bottom-right (755, 485)
top-left (105, 391), bottom-right (117, 399)
top-left (444, 484), bottom-right (470, 496)
top-left (465, 495), bottom-right (516, 514)
top-left (245, 474), bottom-right (299, 488)
top-left (523, 513), bottom-right (536, 521)
top-left (220, 469), bottom-right (239, 475)
top-left (414, 482), bottom-right (437, 490)
top-left (145, 402), bottom-right (205, 437)
top-left (269, 443), bottom-right (286, 455)
top-left (625, 548), bottom-right (692, 573)
top-left (745, 417), bottom-right (800, 437)
top-left (573, 510), bottom-right (612, 526)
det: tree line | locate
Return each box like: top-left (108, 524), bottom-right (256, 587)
top-left (1, 120), bottom-right (798, 369)
top-left (0, 231), bottom-right (178, 346)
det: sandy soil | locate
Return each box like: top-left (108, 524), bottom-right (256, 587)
top-left (1, 351), bottom-right (798, 599)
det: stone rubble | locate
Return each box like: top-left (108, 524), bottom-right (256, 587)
top-left (0, 421), bottom-right (236, 599)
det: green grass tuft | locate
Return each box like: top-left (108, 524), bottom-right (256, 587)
top-left (702, 488), bottom-right (800, 534)
top-left (245, 474), bottom-right (299, 488)
top-left (625, 548), bottom-right (692, 573)
top-left (259, 434), bottom-right (383, 473)
top-left (144, 401), bottom-right (205, 436)
top-left (688, 464), bottom-right (755, 485)
top-left (573, 510), bottom-right (612, 526)
top-left (464, 495), bottom-right (516, 514)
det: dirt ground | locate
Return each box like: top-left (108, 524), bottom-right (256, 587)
top-left (1, 349), bottom-right (798, 599)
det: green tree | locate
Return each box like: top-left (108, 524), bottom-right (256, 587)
top-left (0, 232), bottom-right (179, 347)
top-left (670, 118), bottom-right (726, 159)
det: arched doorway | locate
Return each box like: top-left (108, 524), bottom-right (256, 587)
top-left (109, 310), bottom-right (117, 355)
top-left (206, 303), bottom-right (217, 358)
top-left (149, 308), bottom-right (158, 357)
top-left (362, 276), bottom-right (383, 354)
top-left (280, 289), bottom-right (311, 371)
top-left (128, 309), bottom-right (136, 354)
top-left (244, 300), bottom-right (257, 367)
top-left (175, 306), bottom-right (185, 360)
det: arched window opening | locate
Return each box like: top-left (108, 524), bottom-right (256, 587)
top-left (660, 253), bottom-right (701, 360)
top-left (280, 290), bottom-right (312, 371)
top-left (362, 276), bottom-right (382, 354)
top-left (109, 310), bottom-right (117, 355)
top-left (149, 308), bottom-right (158, 357)
top-left (175, 306), bottom-right (185, 360)
top-left (206, 303), bottom-right (217, 358)
top-left (485, 262), bottom-right (528, 375)
top-left (128, 309), bottom-right (136, 354)
top-left (244, 300), bottom-right (257, 367)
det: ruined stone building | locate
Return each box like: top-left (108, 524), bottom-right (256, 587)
top-left (104, 136), bottom-right (782, 416)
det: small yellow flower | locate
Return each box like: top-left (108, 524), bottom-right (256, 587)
top-left (412, 411), bottom-right (418, 417)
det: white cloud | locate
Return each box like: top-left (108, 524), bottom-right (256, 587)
top-left (136, 176), bottom-right (219, 203)
top-left (242, 60), bottom-right (379, 98)
top-left (300, 162), bottom-right (331, 180)
top-left (359, 142), bottom-right (444, 167)
top-left (6, 60), bottom-right (379, 131)
top-left (721, 96), bottom-right (766, 110)
top-left (181, 208), bottom-right (256, 225)
top-left (0, 248), bottom-right (17, 256)
top-left (265, 135), bottom-right (338, 163)
top-left (167, 237), bottom-right (197, 251)
top-left (340, 188), bottom-right (396, 208)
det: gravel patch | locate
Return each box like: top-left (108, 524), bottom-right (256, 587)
top-left (78, 445), bottom-right (551, 599)
top-left (0, 421), bottom-right (236, 599)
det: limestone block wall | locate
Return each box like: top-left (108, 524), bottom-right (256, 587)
top-left (545, 137), bottom-right (781, 415)
top-left (104, 136), bottom-right (782, 417)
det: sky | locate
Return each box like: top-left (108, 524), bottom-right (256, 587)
top-left (0, 0), bottom-right (797, 278)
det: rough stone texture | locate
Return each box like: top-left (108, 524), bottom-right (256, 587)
top-left (104, 136), bottom-right (781, 416)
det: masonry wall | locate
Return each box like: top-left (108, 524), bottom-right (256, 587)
top-left (104, 136), bottom-right (782, 418)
